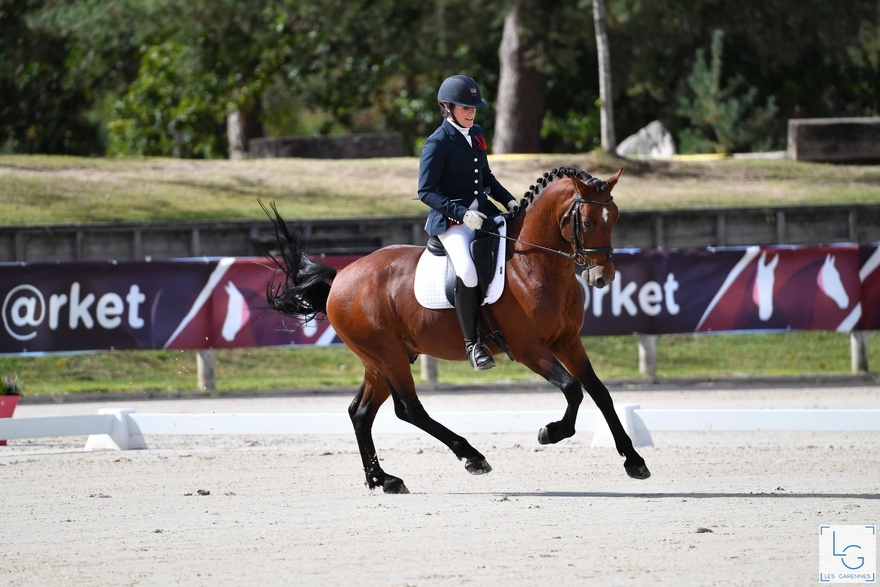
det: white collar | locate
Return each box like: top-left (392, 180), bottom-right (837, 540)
top-left (446, 117), bottom-right (470, 137)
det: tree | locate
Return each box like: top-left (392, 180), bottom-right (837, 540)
top-left (0, 0), bottom-right (102, 155)
top-left (677, 29), bottom-right (778, 153)
top-left (493, 3), bottom-right (547, 154)
top-left (593, 0), bottom-right (616, 152)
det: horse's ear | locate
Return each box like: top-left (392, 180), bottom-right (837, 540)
top-left (605, 168), bottom-right (624, 191)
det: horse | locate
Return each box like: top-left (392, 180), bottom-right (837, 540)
top-left (261, 167), bottom-right (650, 494)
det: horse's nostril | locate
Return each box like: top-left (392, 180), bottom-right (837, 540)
top-left (594, 277), bottom-right (606, 288)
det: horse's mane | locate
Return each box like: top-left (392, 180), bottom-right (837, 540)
top-left (519, 167), bottom-right (604, 209)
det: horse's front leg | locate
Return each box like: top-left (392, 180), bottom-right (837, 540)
top-left (554, 344), bottom-right (651, 480)
top-left (516, 351), bottom-right (583, 444)
top-left (554, 336), bottom-right (651, 479)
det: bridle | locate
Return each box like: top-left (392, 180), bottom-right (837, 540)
top-left (567, 195), bottom-right (615, 269)
top-left (479, 193), bottom-right (615, 271)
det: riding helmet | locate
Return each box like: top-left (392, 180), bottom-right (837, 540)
top-left (437, 75), bottom-right (487, 108)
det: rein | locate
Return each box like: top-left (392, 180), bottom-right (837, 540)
top-left (480, 195), bottom-right (615, 270)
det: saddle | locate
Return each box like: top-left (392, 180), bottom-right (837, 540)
top-left (425, 219), bottom-right (502, 306)
top-left (415, 216), bottom-right (514, 360)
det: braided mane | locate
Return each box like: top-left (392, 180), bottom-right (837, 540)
top-left (519, 167), bottom-right (597, 209)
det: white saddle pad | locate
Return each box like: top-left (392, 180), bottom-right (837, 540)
top-left (414, 217), bottom-right (507, 310)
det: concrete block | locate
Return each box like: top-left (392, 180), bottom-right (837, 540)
top-left (591, 403), bottom-right (654, 448)
top-left (84, 409), bottom-right (146, 451)
top-left (788, 117), bottom-right (880, 162)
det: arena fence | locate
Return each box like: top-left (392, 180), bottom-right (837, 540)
top-left (2, 406), bottom-right (879, 451)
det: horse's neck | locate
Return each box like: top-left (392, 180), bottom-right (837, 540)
top-left (514, 198), bottom-right (573, 257)
top-left (509, 204), bottom-right (576, 280)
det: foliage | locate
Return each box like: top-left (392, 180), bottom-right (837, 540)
top-left (1, 374), bottom-right (23, 395)
top-left (676, 30), bottom-right (779, 154)
top-left (0, 0), bottom-right (102, 155)
top-left (107, 42), bottom-right (226, 157)
top-left (3, 0), bottom-right (880, 157)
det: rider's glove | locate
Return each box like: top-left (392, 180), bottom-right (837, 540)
top-left (507, 200), bottom-right (521, 214)
top-left (462, 210), bottom-right (487, 230)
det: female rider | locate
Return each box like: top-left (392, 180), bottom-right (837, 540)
top-left (417, 74), bottom-right (520, 371)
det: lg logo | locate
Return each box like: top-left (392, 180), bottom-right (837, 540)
top-left (2, 282), bottom-right (147, 341)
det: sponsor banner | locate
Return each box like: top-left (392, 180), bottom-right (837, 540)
top-left (1, 246), bottom-right (877, 354)
top-left (579, 244), bottom-right (866, 336)
top-left (0, 257), bottom-right (357, 354)
top-left (860, 244), bottom-right (880, 331)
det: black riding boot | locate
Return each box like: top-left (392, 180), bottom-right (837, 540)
top-left (454, 279), bottom-right (496, 371)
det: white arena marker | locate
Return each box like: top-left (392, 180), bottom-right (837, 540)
top-left (84, 408), bottom-right (146, 451)
top-left (591, 404), bottom-right (654, 448)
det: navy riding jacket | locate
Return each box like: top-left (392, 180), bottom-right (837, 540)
top-left (417, 120), bottom-right (515, 237)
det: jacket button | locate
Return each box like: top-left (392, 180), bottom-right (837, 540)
top-left (474, 169), bottom-right (478, 173)
top-left (474, 179), bottom-right (479, 184)
top-left (473, 158), bottom-right (478, 162)
top-left (473, 190), bottom-right (478, 195)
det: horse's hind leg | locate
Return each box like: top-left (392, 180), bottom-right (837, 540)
top-left (348, 374), bottom-right (409, 494)
top-left (386, 379), bottom-right (492, 476)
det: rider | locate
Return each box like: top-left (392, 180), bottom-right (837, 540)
top-left (417, 74), bottom-right (520, 371)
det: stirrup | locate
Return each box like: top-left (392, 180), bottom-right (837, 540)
top-left (466, 339), bottom-right (496, 371)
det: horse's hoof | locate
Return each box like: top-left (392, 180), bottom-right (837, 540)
top-left (465, 458), bottom-right (492, 475)
top-left (625, 461), bottom-right (651, 480)
top-left (537, 426), bottom-right (552, 445)
top-left (383, 476), bottom-right (410, 494)
top-left (538, 422), bottom-right (573, 445)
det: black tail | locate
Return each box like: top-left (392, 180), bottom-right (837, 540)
top-left (258, 200), bottom-right (336, 320)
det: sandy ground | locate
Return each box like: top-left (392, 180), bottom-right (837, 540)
top-left (2, 385), bottom-right (879, 586)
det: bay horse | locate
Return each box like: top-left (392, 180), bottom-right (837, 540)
top-left (262, 167), bottom-right (650, 493)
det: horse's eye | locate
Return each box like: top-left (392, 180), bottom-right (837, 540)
top-left (583, 222), bottom-right (594, 231)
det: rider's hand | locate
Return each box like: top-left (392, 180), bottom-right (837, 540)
top-left (462, 210), bottom-right (487, 230)
top-left (507, 200), bottom-right (521, 214)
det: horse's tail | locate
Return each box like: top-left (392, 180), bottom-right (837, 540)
top-left (259, 200), bottom-right (336, 320)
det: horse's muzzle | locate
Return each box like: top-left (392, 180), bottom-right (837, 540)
top-left (583, 265), bottom-right (615, 289)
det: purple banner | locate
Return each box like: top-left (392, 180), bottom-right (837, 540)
top-left (2, 245), bottom-right (878, 355)
top-left (579, 244), bottom-right (872, 336)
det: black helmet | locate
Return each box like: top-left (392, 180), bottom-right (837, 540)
top-left (437, 75), bottom-right (487, 108)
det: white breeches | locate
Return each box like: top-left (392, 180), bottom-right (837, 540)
top-left (438, 202), bottom-right (480, 288)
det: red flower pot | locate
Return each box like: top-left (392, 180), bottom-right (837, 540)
top-left (0, 395), bottom-right (20, 446)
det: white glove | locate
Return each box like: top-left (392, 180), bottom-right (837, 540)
top-left (507, 200), bottom-right (521, 213)
top-left (462, 210), bottom-right (487, 230)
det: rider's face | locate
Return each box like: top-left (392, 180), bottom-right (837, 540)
top-left (449, 104), bottom-right (476, 128)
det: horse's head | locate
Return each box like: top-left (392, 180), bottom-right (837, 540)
top-left (516, 167), bottom-right (622, 288)
top-left (567, 169), bottom-right (622, 288)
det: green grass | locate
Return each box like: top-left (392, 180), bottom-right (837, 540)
top-left (1, 331), bottom-right (877, 397)
top-left (3, 153), bottom-right (880, 225)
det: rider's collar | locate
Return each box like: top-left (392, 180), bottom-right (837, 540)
top-left (446, 117), bottom-right (470, 137)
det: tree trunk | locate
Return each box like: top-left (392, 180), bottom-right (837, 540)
top-left (227, 111), bottom-right (246, 160)
top-left (226, 100), bottom-right (264, 160)
top-left (493, 4), bottom-right (546, 154)
top-left (593, 0), bottom-right (616, 152)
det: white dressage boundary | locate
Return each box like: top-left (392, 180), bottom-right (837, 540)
top-left (2, 405), bottom-right (880, 451)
